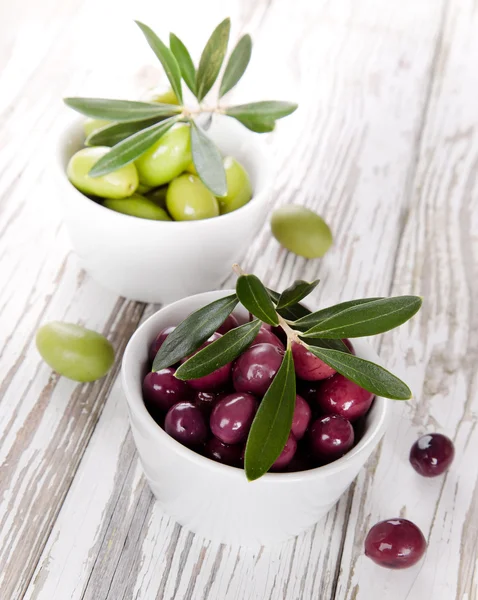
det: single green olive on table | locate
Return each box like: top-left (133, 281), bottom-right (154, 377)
top-left (146, 264), bottom-right (423, 482)
top-left (64, 17), bottom-right (298, 224)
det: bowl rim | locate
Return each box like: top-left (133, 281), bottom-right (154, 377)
top-left (122, 289), bottom-right (391, 484)
top-left (57, 116), bottom-right (272, 228)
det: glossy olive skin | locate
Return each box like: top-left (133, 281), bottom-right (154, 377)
top-left (210, 392), bottom-right (258, 444)
top-left (364, 519), bottom-right (427, 569)
top-left (317, 374), bottom-right (374, 422)
top-left (217, 314), bottom-right (240, 335)
top-left (141, 86), bottom-right (179, 105)
top-left (135, 124), bottom-right (191, 187)
top-left (409, 433), bottom-right (455, 477)
top-left (164, 402), bottom-right (208, 447)
top-left (232, 343), bottom-right (284, 397)
top-left (194, 390), bottom-right (225, 414)
top-left (104, 194), bottom-right (171, 220)
top-left (309, 415), bottom-right (354, 463)
top-left (36, 321), bottom-right (114, 382)
top-left (291, 394), bottom-right (312, 440)
top-left (217, 157), bottom-right (252, 214)
top-left (67, 147), bottom-right (139, 199)
top-left (271, 204), bottom-right (333, 258)
top-left (205, 437), bottom-right (243, 467)
top-left (271, 434), bottom-right (297, 470)
top-left (83, 118), bottom-right (110, 139)
top-left (142, 368), bottom-right (192, 413)
top-left (292, 342), bottom-right (336, 380)
top-left (251, 326), bottom-right (285, 351)
top-left (149, 326), bottom-right (176, 364)
top-left (166, 174), bottom-right (219, 221)
top-left (182, 333), bottom-right (231, 391)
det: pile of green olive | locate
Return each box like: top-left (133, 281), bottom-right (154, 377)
top-left (67, 112), bottom-right (253, 222)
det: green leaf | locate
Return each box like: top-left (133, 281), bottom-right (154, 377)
top-left (219, 34), bottom-right (252, 98)
top-left (292, 298), bottom-right (383, 331)
top-left (306, 346), bottom-right (411, 400)
top-left (152, 294), bottom-right (238, 371)
top-left (190, 120), bottom-right (227, 196)
top-left (196, 17), bottom-right (231, 101)
top-left (85, 118), bottom-right (163, 147)
top-left (245, 348), bottom-right (296, 481)
top-left (276, 279), bottom-right (320, 310)
top-left (170, 33), bottom-right (197, 95)
top-left (302, 337), bottom-right (350, 353)
top-left (226, 101), bottom-right (298, 120)
top-left (227, 114), bottom-right (276, 133)
top-left (135, 21), bottom-right (183, 104)
top-left (267, 288), bottom-right (311, 321)
top-left (301, 296), bottom-right (423, 339)
top-left (64, 97), bottom-right (182, 122)
top-left (88, 117), bottom-right (179, 177)
top-left (236, 275), bottom-right (279, 326)
top-left (175, 319), bottom-right (261, 380)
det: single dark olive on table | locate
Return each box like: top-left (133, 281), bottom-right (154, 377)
top-left (271, 434), bottom-right (297, 470)
top-left (149, 326), bottom-right (176, 364)
top-left (164, 401), bottom-right (208, 447)
top-left (409, 433), bottom-right (455, 477)
top-left (364, 518), bottom-right (427, 569)
top-left (205, 437), bottom-right (243, 467)
top-left (142, 368), bottom-right (192, 413)
top-left (316, 374), bottom-right (374, 422)
top-left (210, 392), bottom-right (258, 445)
top-left (181, 332), bottom-right (232, 391)
top-left (309, 414), bottom-right (354, 462)
top-left (232, 342), bottom-right (284, 396)
top-left (216, 313), bottom-right (240, 335)
top-left (291, 341), bottom-right (336, 381)
top-left (250, 325), bottom-right (285, 350)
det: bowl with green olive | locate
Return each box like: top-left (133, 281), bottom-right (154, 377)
top-left (57, 18), bottom-right (298, 303)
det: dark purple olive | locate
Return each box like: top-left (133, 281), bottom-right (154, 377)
top-left (309, 415), bottom-right (354, 462)
top-left (250, 325), bottom-right (285, 350)
top-left (216, 314), bottom-right (240, 335)
top-left (271, 434), bottom-right (297, 470)
top-left (297, 380), bottom-right (321, 406)
top-left (343, 338), bottom-right (355, 354)
top-left (194, 390), bottom-right (224, 414)
top-left (317, 374), bottom-right (374, 422)
top-left (142, 368), bottom-right (192, 413)
top-left (409, 433), bottom-right (455, 477)
top-left (232, 343), bottom-right (284, 396)
top-left (292, 342), bottom-right (336, 381)
top-left (182, 332), bottom-right (232, 391)
top-left (149, 326), bottom-right (175, 363)
top-left (210, 392), bottom-right (258, 444)
top-left (291, 394), bottom-right (312, 440)
top-left (164, 401), bottom-right (208, 447)
top-left (365, 519), bottom-right (427, 569)
top-left (205, 437), bottom-right (243, 467)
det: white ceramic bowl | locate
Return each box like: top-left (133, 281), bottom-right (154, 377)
top-left (122, 290), bottom-right (391, 547)
top-left (56, 118), bottom-right (271, 304)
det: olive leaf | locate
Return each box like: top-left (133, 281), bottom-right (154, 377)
top-left (219, 34), bottom-right (252, 98)
top-left (292, 298), bottom-right (383, 331)
top-left (226, 101), bottom-right (298, 121)
top-left (64, 98), bottom-right (181, 122)
top-left (236, 275), bottom-right (279, 326)
top-left (302, 337), bottom-right (350, 353)
top-left (175, 319), bottom-right (261, 380)
top-left (227, 114), bottom-right (276, 133)
top-left (276, 279), bottom-right (320, 310)
top-left (306, 346), bottom-right (411, 400)
top-left (245, 348), bottom-right (296, 481)
top-left (190, 120), bottom-right (227, 196)
top-left (85, 118), bottom-right (163, 147)
top-left (135, 21), bottom-right (183, 104)
top-left (152, 294), bottom-right (238, 371)
top-left (88, 117), bottom-right (179, 177)
top-left (301, 296), bottom-right (423, 339)
top-left (196, 18), bottom-right (231, 101)
top-left (170, 33), bottom-right (197, 95)
top-left (267, 288), bottom-right (311, 321)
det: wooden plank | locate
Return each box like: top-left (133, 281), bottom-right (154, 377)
top-left (334, 0), bottom-right (478, 598)
top-left (20, 1), bottom-right (446, 599)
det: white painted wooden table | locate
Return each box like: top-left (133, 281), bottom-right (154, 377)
top-left (1, 0), bottom-right (477, 598)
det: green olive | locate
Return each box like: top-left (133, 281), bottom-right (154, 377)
top-left (218, 157), bottom-right (252, 214)
top-left (271, 205), bottom-right (333, 258)
top-left (67, 147), bottom-right (139, 199)
top-left (185, 161), bottom-right (197, 175)
top-left (141, 86), bottom-right (179, 105)
top-left (146, 185), bottom-right (168, 209)
top-left (103, 194), bottom-right (171, 220)
top-left (36, 322), bottom-right (115, 382)
top-left (83, 118), bottom-right (110, 138)
top-left (137, 182), bottom-right (153, 194)
top-left (166, 174), bottom-right (219, 221)
top-left (135, 124), bottom-right (192, 187)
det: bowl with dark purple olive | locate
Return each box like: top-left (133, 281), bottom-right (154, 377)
top-left (122, 269), bottom-right (422, 546)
